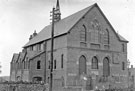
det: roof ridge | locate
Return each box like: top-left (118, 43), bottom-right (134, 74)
top-left (23, 3), bottom-right (97, 47)
top-left (58, 3), bottom-right (96, 23)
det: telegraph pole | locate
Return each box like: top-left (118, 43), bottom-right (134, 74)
top-left (49, 7), bottom-right (55, 91)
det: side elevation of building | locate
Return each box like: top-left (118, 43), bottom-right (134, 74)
top-left (10, 1), bottom-right (128, 91)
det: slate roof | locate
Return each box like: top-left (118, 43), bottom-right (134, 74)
top-left (11, 51), bottom-right (37, 63)
top-left (23, 3), bottom-right (128, 48)
top-left (30, 51), bottom-right (45, 60)
top-left (18, 52), bottom-right (26, 62)
top-left (24, 4), bottom-right (94, 47)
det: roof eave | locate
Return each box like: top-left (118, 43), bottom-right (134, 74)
top-left (23, 32), bottom-right (68, 48)
top-left (119, 40), bottom-right (129, 43)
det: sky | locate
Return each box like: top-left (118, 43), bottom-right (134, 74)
top-left (0, 0), bottom-right (135, 76)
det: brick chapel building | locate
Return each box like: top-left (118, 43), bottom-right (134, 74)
top-left (10, 1), bottom-right (129, 91)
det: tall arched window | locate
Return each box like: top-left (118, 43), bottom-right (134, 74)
top-left (91, 19), bottom-right (102, 43)
top-left (80, 25), bottom-right (87, 42)
top-left (104, 29), bottom-right (109, 44)
top-left (91, 56), bottom-right (98, 69)
top-left (103, 57), bottom-right (110, 77)
top-left (37, 60), bottom-right (41, 69)
top-left (61, 54), bottom-right (64, 69)
top-left (79, 55), bottom-right (87, 75)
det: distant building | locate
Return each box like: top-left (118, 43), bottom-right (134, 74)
top-left (10, 1), bottom-right (129, 91)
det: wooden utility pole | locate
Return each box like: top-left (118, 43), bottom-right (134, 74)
top-left (49, 7), bottom-right (55, 91)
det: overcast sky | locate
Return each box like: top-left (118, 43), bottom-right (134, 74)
top-left (0, 0), bottom-right (135, 76)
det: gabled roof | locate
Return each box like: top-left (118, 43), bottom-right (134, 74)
top-left (30, 51), bottom-right (45, 60)
top-left (11, 53), bottom-right (19, 63)
top-left (23, 3), bottom-right (95, 47)
top-left (18, 52), bottom-right (26, 62)
top-left (23, 3), bottom-right (128, 48)
top-left (24, 51), bottom-right (37, 61)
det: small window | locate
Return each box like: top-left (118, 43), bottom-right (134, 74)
top-left (48, 77), bottom-right (50, 83)
top-left (27, 61), bottom-right (30, 69)
top-left (37, 60), bottom-right (41, 69)
top-left (122, 62), bottom-right (125, 70)
top-left (41, 43), bottom-right (44, 51)
top-left (61, 54), bottom-right (64, 69)
top-left (48, 61), bottom-right (50, 69)
top-left (54, 60), bottom-right (56, 69)
top-left (30, 46), bottom-right (33, 51)
top-left (122, 44), bottom-right (125, 52)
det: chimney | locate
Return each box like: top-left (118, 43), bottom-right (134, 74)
top-left (29, 35), bottom-right (33, 40)
top-left (33, 30), bottom-right (37, 37)
top-left (29, 30), bottom-right (37, 40)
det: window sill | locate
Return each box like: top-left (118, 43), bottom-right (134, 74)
top-left (104, 44), bottom-right (110, 50)
top-left (80, 42), bottom-right (87, 47)
top-left (90, 42), bottom-right (100, 45)
top-left (36, 69), bottom-right (42, 70)
top-left (90, 43), bottom-right (100, 49)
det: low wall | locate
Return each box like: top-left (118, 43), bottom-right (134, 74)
top-left (0, 82), bottom-right (48, 91)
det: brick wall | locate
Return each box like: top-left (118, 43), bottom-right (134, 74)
top-left (66, 6), bottom-right (128, 89)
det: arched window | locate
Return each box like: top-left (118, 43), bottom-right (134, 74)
top-left (91, 56), bottom-right (98, 69)
top-left (80, 25), bottom-right (87, 42)
top-left (104, 29), bottom-right (109, 44)
top-left (79, 55), bottom-right (87, 75)
top-left (91, 19), bottom-right (101, 43)
top-left (37, 60), bottom-right (41, 69)
top-left (103, 57), bottom-right (110, 77)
